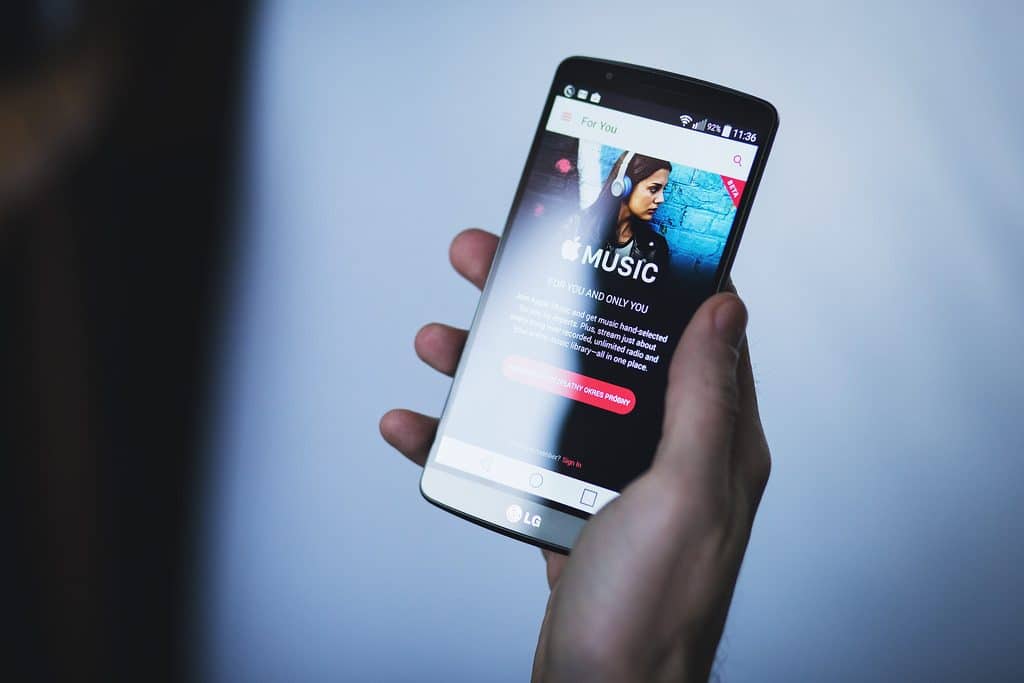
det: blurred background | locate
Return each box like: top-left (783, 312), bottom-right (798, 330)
top-left (3, 1), bottom-right (1021, 681)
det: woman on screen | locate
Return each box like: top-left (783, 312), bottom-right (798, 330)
top-left (576, 150), bottom-right (671, 273)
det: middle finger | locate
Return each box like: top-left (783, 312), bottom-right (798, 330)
top-left (415, 323), bottom-right (468, 377)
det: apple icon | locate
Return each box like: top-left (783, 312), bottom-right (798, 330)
top-left (561, 236), bottom-right (582, 261)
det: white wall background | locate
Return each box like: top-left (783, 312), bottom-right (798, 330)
top-left (200, 2), bottom-right (1024, 680)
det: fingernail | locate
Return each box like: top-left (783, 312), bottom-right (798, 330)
top-left (713, 295), bottom-right (748, 347)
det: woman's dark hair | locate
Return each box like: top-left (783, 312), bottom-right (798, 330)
top-left (580, 150), bottom-right (671, 246)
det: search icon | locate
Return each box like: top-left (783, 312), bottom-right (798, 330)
top-left (732, 154), bottom-right (743, 167)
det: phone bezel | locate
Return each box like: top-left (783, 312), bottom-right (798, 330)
top-left (419, 56), bottom-right (779, 554)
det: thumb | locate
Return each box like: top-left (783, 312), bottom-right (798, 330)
top-left (655, 293), bottom-right (748, 483)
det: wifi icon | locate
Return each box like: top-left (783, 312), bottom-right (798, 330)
top-left (679, 114), bottom-right (694, 127)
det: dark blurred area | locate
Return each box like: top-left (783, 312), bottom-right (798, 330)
top-left (1, 2), bottom-right (252, 680)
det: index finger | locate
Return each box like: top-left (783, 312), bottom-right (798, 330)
top-left (450, 228), bottom-right (499, 290)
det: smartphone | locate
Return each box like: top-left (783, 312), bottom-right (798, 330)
top-left (420, 57), bottom-right (778, 553)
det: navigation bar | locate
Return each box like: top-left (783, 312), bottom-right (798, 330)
top-left (435, 436), bottom-right (619, 515)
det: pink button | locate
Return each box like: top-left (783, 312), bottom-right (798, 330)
top-left (502, 355), bottom-right (636, 415)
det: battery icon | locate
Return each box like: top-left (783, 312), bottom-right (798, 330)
top-left (721, 124), bottom-right (732, 138)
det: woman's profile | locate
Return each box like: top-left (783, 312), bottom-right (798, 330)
top-left (573, 150), bottom-right (672, 274)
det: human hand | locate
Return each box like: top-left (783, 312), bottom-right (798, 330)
top-left (380, 228), bottom-right (770, 682)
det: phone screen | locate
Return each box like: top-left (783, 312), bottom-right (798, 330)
top-left (422, 59), bottom-right (776, 550)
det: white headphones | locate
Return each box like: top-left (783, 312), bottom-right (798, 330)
top-left (610, 151), bottom-right (635, 198)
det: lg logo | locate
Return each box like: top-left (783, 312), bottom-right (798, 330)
top-left (505, 504), bottom-right (542, 528)
top-left (505, 504), bottom-right (523, 523)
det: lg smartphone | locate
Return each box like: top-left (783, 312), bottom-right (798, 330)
top-left (420, 57), bottom-right (778, 553)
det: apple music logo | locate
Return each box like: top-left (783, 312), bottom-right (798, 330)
top-left (559, 236), bottom-right (659, 284)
